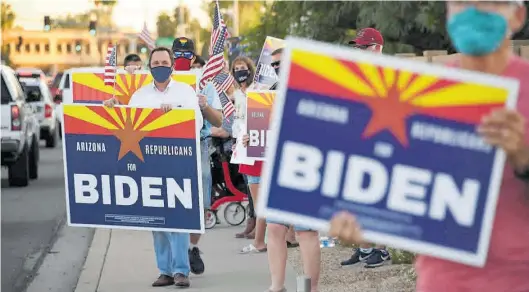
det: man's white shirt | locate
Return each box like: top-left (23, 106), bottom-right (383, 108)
top-left (128, 79), bottom-right (204, 135)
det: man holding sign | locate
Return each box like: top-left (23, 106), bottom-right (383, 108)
top-left (104, 47), bottom-right (214, 288)
top-left (331, 1), bottom-right (529, 291)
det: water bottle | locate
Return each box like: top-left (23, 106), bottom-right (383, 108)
top-left (319, 236), bottom-right (336, 248)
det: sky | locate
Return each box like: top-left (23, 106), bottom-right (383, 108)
top-left (8, 0), bottom-right (210, 32)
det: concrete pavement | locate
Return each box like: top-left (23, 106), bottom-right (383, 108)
top-left (1, 142), bottom-right (93, 292)
top-left (75, 224), bottom-right (298, 292)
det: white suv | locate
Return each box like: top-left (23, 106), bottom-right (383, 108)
top-left (18, 76), bottom-right (60, 148)
top-left (1, 65), bottom-right (40, 187)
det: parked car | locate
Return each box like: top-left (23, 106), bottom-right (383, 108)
top-left (15, 68), bottom-right (47, 82)
top-left (1, 65), bottom-right (40, 187)
top-left (19, 76), bottom-right (60, 148)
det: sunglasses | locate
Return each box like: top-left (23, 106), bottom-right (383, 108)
top-left (353, 44), bottom-right (376, 50)
top-left (271, 61), bottom-right (280, 67)
top-left (173, 51), bottom-right (194, 60)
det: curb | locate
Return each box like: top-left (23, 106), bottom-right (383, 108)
top-left (74, 229), bottom-right (112, 292)
top-left (13, 215), bottom-right (66, 292)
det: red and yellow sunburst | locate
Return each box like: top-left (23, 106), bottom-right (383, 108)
top-left (63, 104), bottom-right (196, 162)
top-left (288, 49), bottom-right (510, 146)
top-left (72, 72), bottom-right (197, 104)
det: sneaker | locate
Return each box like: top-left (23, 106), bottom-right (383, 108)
top-left (340, 248), bottom-right (374, 266)
top-left (189, 247), bottom-right (205, 275)
top-left (365, 249), bottom-right (391, 268)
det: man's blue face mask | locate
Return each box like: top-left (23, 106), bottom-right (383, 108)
top-left (447, 7), bottom-right (510, 56)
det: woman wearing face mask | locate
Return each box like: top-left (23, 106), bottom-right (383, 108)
top-left (331, 2), bottom-right (529, 292)
top-left (222, 57), bottom-right (261, 243)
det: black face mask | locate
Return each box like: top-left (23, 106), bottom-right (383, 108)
top-left (234, 69), bottom-right (249, 83)
top-left (274, 67), bottom-right (280, 76)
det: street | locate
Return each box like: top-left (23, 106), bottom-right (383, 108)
top-left (1, 142), bottom-right (93, 292)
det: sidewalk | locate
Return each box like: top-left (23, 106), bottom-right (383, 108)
top-left (74, 225), bottom-right (298, 292)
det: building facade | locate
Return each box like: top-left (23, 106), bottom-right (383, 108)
top-left (3, 28), bottom-right (154, 72)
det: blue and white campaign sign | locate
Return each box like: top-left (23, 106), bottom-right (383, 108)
top-left (62, 104), bottom-right (204, 233)
top-left (257, 37), bottom-right (520, 266)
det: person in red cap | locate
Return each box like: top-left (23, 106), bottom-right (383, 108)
top-left (341, 27), bottom-right (392, 269)
top-left (348, 27), bottom-right (384, 53)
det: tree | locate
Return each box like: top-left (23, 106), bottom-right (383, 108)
top-left (1, 3), bottom-right (16, 31)
top-left (243, 1), bottom-right (454, 55)
top-left (1, 3), bottom-right (16, 66)
top-left (54, 13), bottom-right (91, 29)
top-left (157, 12), bottom-right (176, 38)
top-left (54, 8), bottom-right (114, 30)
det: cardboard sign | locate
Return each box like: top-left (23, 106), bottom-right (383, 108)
top-left (258, 37), bottom-right (520, 267)
top-left (62, 104), bottom-right (204, 233)
top-left (254, 37), bottom-right (285, 89)
top-left (70, 69), bottom-right (197, 104)
top-left (246, 91), bottom-right (275, 160)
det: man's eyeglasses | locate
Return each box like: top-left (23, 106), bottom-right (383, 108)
top-left (174, 51), bottom-right (194, 60)
top-left (271, 61), bottom-right (280, 67)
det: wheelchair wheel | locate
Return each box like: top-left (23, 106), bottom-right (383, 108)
top-left (223, 202), bottom-right (246, 226)
top-left (205, 209), bottom-right (217, 229)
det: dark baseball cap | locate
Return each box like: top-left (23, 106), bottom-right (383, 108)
top-left (172, 37), bottom-right (195, 53)
top-left (349, 28), bottom-right (384, 46)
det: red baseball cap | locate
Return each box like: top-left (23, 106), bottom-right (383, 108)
top-left (349, 28), bottom-right (384, 46)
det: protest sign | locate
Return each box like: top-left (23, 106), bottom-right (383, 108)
top-left (70, 69), bottom-right (197, 104)
top-left (258, 37), bottom-right (520, 267)
top-left (62, 104), bottom-right (204, 233)
top-left (254, 37), bottom-right (284, 89)
top-left (246, 91), bottom-right (275, 160)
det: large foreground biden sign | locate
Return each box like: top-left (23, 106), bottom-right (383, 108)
top-left (62, 104), bottom-right (204, 233)
top-left (257, 37), bottom-right (520, 267)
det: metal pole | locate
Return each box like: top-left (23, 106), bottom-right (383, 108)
top-left (296, 275), bottom-right (311, 292)
top-left (233, 0), bottom-right (239, 36)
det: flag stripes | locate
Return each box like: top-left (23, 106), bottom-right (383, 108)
top-left (104, 44), bottom-right (117, 86)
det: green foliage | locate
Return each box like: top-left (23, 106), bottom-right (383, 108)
top-left (1, 3), bottom-right (16, 31)
top-left (54, 9), bottom-right (114, 29)
top-left (387, 248), bottom-right (416, 265)
top-left (243, 1), bottom-right (456, 56)
top-left (156, 12), bottom-right (176, 38)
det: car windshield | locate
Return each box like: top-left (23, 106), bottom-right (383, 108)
top-left (21, 85), bottom-right (42, 102)
top-left (51, 73), bottom-right (63, 88)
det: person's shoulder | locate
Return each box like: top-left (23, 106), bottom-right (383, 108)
top-left (171, 80), bottom-right (195, 91)
top-left (132, 83), bottom-right (154, 96)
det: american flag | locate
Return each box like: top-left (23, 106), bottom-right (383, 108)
top-left (138, 22), bottom-right (155, 51)
top-left (213, 72), bottom-right (236, 118)
top-left (104, 44), bottom-right (117, 86)
top-left (209, 0), bottom-right (230, 56)
top-left (199, 0), bottom-right (228, 91)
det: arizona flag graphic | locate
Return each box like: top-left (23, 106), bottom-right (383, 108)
top-left (259, 38), bottom-right (519, 268)
top-left (246, 91), bottom-right (275, 159)
top-left (62, 104), bottom-right (204, 233)
top-left (72, 71), bottom-right (197, 105)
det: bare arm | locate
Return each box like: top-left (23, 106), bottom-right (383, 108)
top-left (202, 106), bottom-right (223, 127)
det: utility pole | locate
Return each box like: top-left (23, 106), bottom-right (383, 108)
top-left (233, 0), bottom-right (239, 36)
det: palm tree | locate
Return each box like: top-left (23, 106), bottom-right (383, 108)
top-left (1, 3), bottom-right (16, 31)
